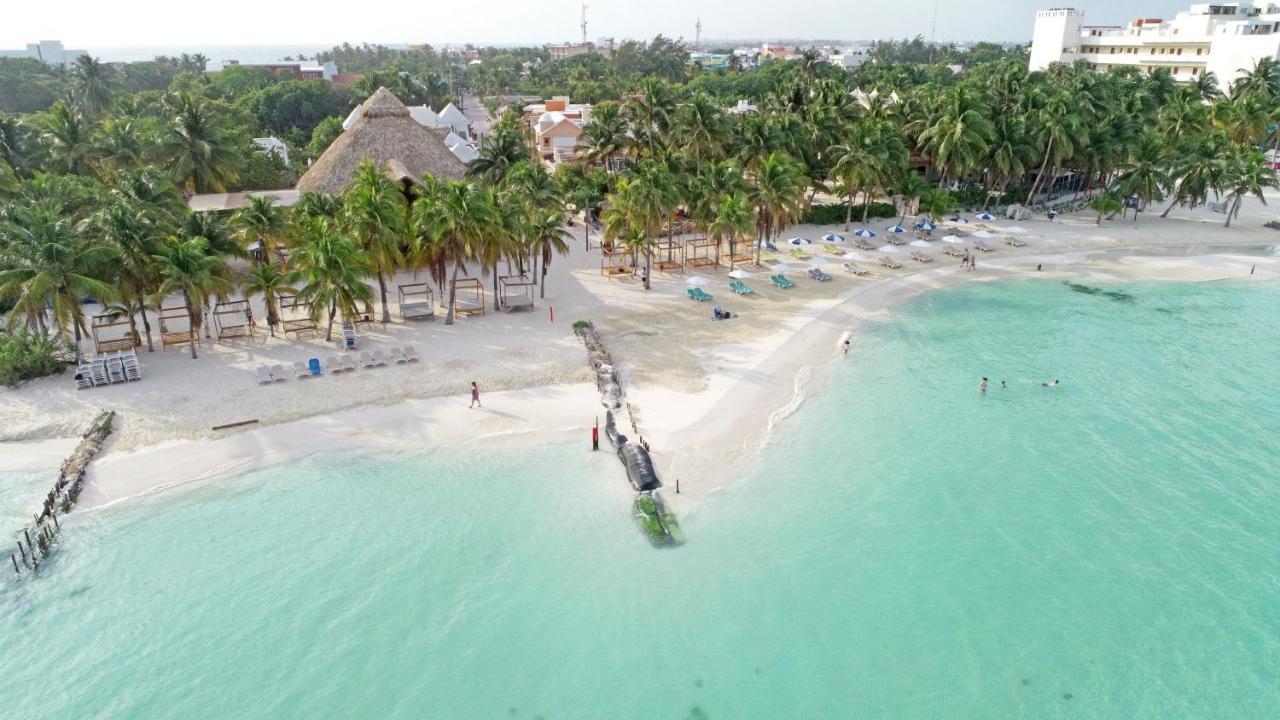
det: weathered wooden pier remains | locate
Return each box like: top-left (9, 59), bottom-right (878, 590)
top-left (573, 321), bottom-right (682, 546)
top-left (9, 410), bottom-right (114, 576)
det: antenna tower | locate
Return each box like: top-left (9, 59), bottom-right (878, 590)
top-left (581, 3), bottom-right (589, 45)
top-left (696, 18), bottom-right (702, 48)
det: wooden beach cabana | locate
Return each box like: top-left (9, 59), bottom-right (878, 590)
top-left (91, 313), bottom-right (139, 354)
top-left (685, 236), bottom-right (719, 271)
top-left (498, 275), bottom-right (536, 312)
top-left (278, 295), bottom-right (318, 336)
top-left (451, 277), bottom-right (486, 317)
top-left (158, 306), bottom-right (198, 351)
top-left (212, 300), bottom-right (255, 341)
top-left (601, 245), bottom-right (635, 277)
top-left (653, 238), bottom-right (684, 274)
top-left (398, 283), bottom-right (435, 321)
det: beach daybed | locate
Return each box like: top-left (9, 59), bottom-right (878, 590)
top-left (853, 238), bottom-right (876, 251)
top-left (843, 262), bottom-right (870, 276)
top-left (886, 236), bottom-right (908, 246)
top-left (879, 256), bottom-right (903, 269)
top-left (973, 241), bottom-right (995, 253)
top-left (910, 251), bottom-right (934, 263)
top-left (943, 246), bottom-right (965, 258)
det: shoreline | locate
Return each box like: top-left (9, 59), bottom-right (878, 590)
top-left (3, 243), bottom-right (1268, 513)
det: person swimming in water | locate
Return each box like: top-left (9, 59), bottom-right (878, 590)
top-left (978, 377), bottom-right (988, 393)
top-left (1042, 379), bottom-right (1059, 387)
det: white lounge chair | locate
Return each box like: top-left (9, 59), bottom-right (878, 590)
top-left (389, 347), bottom-right (407, 364)
top-left (404, 345), bottom-right (420, 362)
top-left (879, 256), bottom-right (903, 269)
top-left (270, 364), bottom-right (288, 382)
top-left (293, 362), bottom-right (310, 379)
top-left (340, 355), bottom-right (357, 372)
top-left (371, 350), bottom-right (388, 366)
top-left (256, 366), bottom-right (273, 384)
top-left (360, 352), bottom-right (376, 368)
top-left (324, 356), bottom-right (341, 374)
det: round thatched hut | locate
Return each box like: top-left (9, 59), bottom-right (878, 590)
top-left (296, 87), bottom-right (468, 195)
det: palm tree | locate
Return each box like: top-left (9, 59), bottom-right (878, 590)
top-left (1088, 191), bottom-right (1122, 225)
top-left (91, 199), bottom-right (164, 351)
top-left (231, 195), bottom-right (288, 263)
top-left (343, 160), bottom-right (406, 323)
top-left (894, 171), bottom-right (933, 223)
top-left (1161, 130), bottom-right (1231, 218)
top-left (602, 162), bottom-right (675, 289)
top-left (242, 262), bottom-right (296, 336)
top-left (983, 115), bottom-right (1035, 209)
top-left (1114, 132), bottom-right (1170, 213)
top-left (288, 219), bottom-right (375, 340)
top-left (674, 94), bottom-right (729, 161)
top-left (1025, 90), bottom-right (1084, 205)
top-left (469, 117), bottom-right (529, 184)
top-left (292, 191), bottom-right (344, 223)
top-left (1230, 57), bottom-right (1280, 103)
top-left (580, 101), bottom-right (629, 170)
top-left (412, 180), bottom-right (500, 325)
top-left (151, 236), bottom-right (230, 359)
top-left (162, 92), bottom-right (242, 194)
top-left (625, 79), bottom-right (676, 158)
top-left (526, 209), bottom-right (571, 298)
top-left (69, 55), bottom-right (115, 118)
top-left (709, 193), bottom-right (755, 269)
top-left (748, 153), bottom-right (807, 265)
top-left (919, 187), bottom-right (957, 221)
top-left (39, 102), bottom-right (92, 175)
top-left (0, 205), bottom-right (117, 357)
top-left (1220, 147), bottom-right (1278, 227)
top-left (916, 87), bottom-right (994, 187)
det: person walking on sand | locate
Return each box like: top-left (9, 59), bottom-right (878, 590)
top-left (979, 377), bottom-right (988, 393)
top-left (469, 381), bottom-right (481, 408)
top-left (962, 248), bottom-right (970, 269)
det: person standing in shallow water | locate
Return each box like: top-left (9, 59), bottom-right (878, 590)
top-left (470, 381), bottom-right (481, 408)
top-left (979, 377), bottom-right (988, 393)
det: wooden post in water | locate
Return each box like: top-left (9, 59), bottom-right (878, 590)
top-left (23, 529), bottom-right (33, 552)
top-left (11, 553), bottom-right (18, 574)
top-left (17, 541), bottom-right (29, 568)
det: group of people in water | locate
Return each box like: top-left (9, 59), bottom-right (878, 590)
top-left (979, 376), bottom-right (1059, 392)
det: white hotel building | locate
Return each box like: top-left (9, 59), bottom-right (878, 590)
top-left (1030, 3), bottom-right (1280, 87)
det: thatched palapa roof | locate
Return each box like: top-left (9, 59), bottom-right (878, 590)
top-left (297, 87), bottom-right (468, 195)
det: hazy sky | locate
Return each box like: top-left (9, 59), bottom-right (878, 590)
top-left (4, 0), bottom-right (1181, 49)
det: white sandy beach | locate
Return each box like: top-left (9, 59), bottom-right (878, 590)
top-left (2, 196), bottom-right (1278, 513)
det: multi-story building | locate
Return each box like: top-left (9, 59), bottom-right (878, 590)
top-left (209, 60), bottom-right (337, 81)
top-left (522, 97), bottom-right (593, 164)
top-left (0, 40), bottom-right (88, 67)
top-left (1030, 3), bottom-right (1280, 87)
top-left (547, 43), bottom-right (598, 61)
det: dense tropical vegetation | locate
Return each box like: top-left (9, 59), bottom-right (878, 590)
top-left (2, 37), bottom-right (1278, 381)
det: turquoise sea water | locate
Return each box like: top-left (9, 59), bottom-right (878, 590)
top-left (2, 278), bottom-right (1278, 719)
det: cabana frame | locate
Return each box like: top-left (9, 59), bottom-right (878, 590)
top-left (653, 238), bottom-right (684, 274)
top-left (498, 275), bottom-right (536, 312)
top-left (278, 295), bottom-right (318, 336)
top-left (685, 236), bottom-right (719, 270)
top-left (451, 277), bottom-right (486, 317)
top-left (158, 306), bottom-right (199, 351)
top-left (600, 245), bottom-right (635, 277)
top-left (91, 313), bottom-right (139, 354)
top-left (398, 283), bottom-right (436, 321)
top-left (212, 299), bottom-right (255, 341)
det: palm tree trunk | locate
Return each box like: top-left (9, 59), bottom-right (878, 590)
top-left (72, 322), bottom-right (83, 363)
top-left (1160, 189), bottom-right (1181, 218)
top-left (445, 261), bottom-right (461, 325)
top-left (539, 251), bottom-right (549, 299)
top-left (136, 296), bottom-right (154, 351)
top-left (862, 191), bottom-right (871, 223)
top-left (1027, 139), bottom-right (1054, 206)
top-left (844, 189), bottom-right (854, 231)
top-left (325, 301), bottom-right (337, 341)
top-left (183, 290), bottom-right (198, 360)
top-left (265, 293), bottom-right (278, 337)
top-left (377, 270), bottom-right (391, 323)
top-left (1225, 195), bottom-right (1241, 227)
top-left (492, 270), bottom-right (501, 311)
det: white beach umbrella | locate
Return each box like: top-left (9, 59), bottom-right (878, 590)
top-left (885, 225), bottom-right (907, 234)
top-left (771, 262), bottom-right (808, 272)
top-left (728, 269), bottom-right (752, 279)
top-left (822, 233), bottom-right (845, 243)
top-left (1005, 226), bottom-right (1028, 234)
top-left (853, 229), bottom-right (877, 238)
top-left (971, 230), bottom-right (995, 239)
top-left (909, 240), bottom-right (930, 248)
top-left (685, 275), bottom-right (711, 287)
top-left (942, 235), bottom-right (964, 244)
top-left (976, 212), bottom-right (994, 221)
top-left (843, 251), bottom-right (867, 261)
top-left (808, 255), bottom-right (836, 265)
top-left (877, 245), bottom-right (901, 254)
top-left (788, 237), bottom-right (813, 245)
top-left (914, 221), bottom-right (936, 231)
